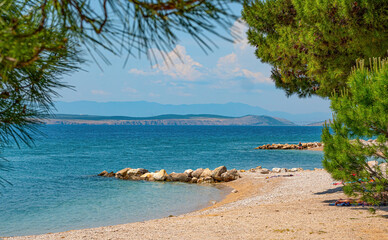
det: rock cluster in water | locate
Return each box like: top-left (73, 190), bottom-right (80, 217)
top-left (98, 166), bottom-right (240, 184)
top-left (255, 142), bottom-right (322, 150)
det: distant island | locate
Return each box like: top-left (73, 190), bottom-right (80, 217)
top-left (44, 114), bottom-right (296, 126)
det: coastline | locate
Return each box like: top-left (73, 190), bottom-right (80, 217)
top-left (6, 169), bottom-right (387, 240)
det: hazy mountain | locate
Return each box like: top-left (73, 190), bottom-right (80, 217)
top-left (45, 114), bottom-right (296, 126)
top-left (54, 101), bottom-right (331, 124)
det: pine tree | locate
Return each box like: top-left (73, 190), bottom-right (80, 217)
top-left (322, 58), bottom-right (388, 204)
top-left (242, 0), bottom-right (388, 97)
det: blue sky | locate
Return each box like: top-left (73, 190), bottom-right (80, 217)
top-left (58, 5), bottom-right (331, 115)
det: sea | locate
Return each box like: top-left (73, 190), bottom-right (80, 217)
top-left (0, 125), bottom-right (324, 237)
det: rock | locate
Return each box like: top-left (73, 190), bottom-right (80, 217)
top-left (127, 168), bottom-right (149, 180)
top-left (191, 177), bottom-right (198, 183)
top-left (211, 166), bottom-right (227, 181)
top-left (280, 168), bottom-right (287, 173)
top-left (115, 168), bottom-right (131, 179)
top-left (256, 166), bottom-right (262, 170)
top-left (107, 172), bottom-right (115, 177)
top-left (197, 177), bottom-right (204, 184)
top-left (367, 160), bottom-right (378, 169)
top-left (98, 170), bottom-right (108, 176)
top-left (203, 176), bottom-right (214, 183)
top-left (379, 163), bottom-right (387, 178)
top-left (154, 169), bottom-right (168, 181)
top-left (200, 168), bottom-right (212, 178)
top-left (249, 168), bottom-right (256, 172)
top-left (184, 169), bottom-right (194, 177)
top-left (192, 168), bottom-right (204, 178)
top-left (169, 172), bottom-right (191, 182)
top-left (288, 168), bottom-right (299, 172)
top-left (260, 168), bottom-right (270, 174)
top-left (231, 189), bottom-right (238, 193)
top-left (240, 169), bottom-right (246, 172)
top-left (140, 172), bottom-right (155, 181)
top-left (221, 170), bottom-right (240, 182)
top-left (272, 168), bottom-right (281, 173)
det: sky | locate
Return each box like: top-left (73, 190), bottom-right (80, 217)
top-left (58, 5), bottom-right (331, 115)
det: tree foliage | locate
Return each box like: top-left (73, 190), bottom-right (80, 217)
top-left (242, 0), bottom-right (388, 97)
top-left (322, 58), bottom-right (388, 204)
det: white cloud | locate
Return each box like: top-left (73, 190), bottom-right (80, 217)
top-left (128, 68), bottom-right (156, 76)
top-left (231, 19), bottom-right (250, 51)
top-left (215, 53), bottom-right (271, 84)
top-left (129, 45), bottom-right (203, 81)
top-left (91, 90), bottom-right (110, 96)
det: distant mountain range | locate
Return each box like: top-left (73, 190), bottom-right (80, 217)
top-left (45, 114), bottom-right (296, 126)
top-left (54, 101), bottom-right (331, 124)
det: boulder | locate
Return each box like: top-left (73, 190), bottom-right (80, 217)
top-left (169, 172), bottom-right (191, 182)
top-left (140, 172), bottom-right (155, 181)
top-left (98, 170), bottom-right (108, 176)
top-left (154, 169), bottom-right (168, 181)
top-left (288, 168), bottom-right (299, 172)
top-left (221, 169), bottom-right (240, 182)
top-left (184, 169), bottom-right (194, 177)
top-left (203, 176), bottom-right (214, 183)
top-left (192, 168), bottom-right (204, 178)
top-left (260, 168), bottom-right (270, 174)
top-left (211, 166), bottom-right (227, 181)
top-left (197, 177), bottom-right (204, 184)
top-left (191, 177), bottom-right (198, 183)
top-left (280, 168), bottom-right (288, 173)
top-left (272, 168), bottom-right (281, 173)
top-left (249, 168), bottom-right (256, 172)
top-left (126, 168), bottom-right (149, 180)
top-left (115, 168), bottom-right (131, 179)
top-left (200, 168), bottom-right (212, 178)
top-left (107, 172), bottom-right (115, 177)
top-left (256, 166), bottom-right (262, 170)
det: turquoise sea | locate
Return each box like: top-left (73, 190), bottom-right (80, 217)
top-left (0, 125), bottom-right (324, 237)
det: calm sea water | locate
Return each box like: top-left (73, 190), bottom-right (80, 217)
top-left (0, 125), bottom-right (324, 237)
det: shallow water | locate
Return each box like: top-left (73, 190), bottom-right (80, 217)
top-left (0, 125), bottom-right (324, 237)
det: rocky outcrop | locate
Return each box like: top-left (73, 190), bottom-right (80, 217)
top-left (255, 142), bottom-right (322, 150)
top-left (99, 166), bottom-right (240, 184)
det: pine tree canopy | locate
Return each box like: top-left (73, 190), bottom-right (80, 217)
top-left (242, 0), bottom-right (388, 98)
top-left (322, 58), bottom-right (388, 204)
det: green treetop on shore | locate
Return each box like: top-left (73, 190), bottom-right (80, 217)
top-left (322, 58), bottom-right (388, 204)
top-left (242, 0), bottom-right (388, 97)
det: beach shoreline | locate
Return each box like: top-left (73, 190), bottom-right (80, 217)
top-left (6, 169), bottom-right (387, 240)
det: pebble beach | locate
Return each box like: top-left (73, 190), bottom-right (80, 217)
top-left (6, 169), bottom-right (388, 240)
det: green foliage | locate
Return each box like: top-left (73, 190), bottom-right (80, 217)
top-left (242, 0), bottom-right (388, 97)
top-left (322, 58), bottom-right (388, 204)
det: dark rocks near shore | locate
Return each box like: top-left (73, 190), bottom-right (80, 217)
top-left (98, 166), bottom-right (240, 184)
